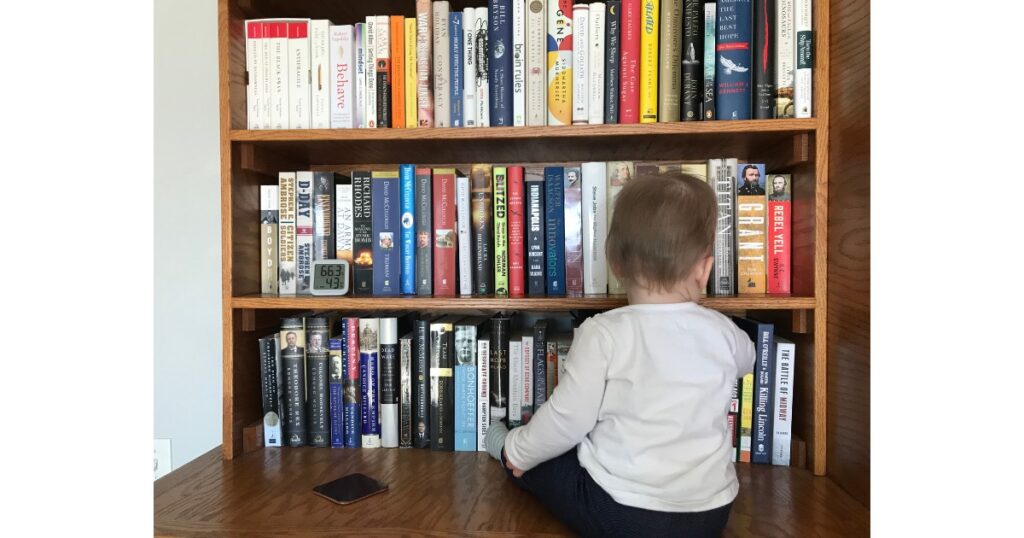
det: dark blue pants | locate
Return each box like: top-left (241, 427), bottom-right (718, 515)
top-left (502, 449), bottom-right (732, 537)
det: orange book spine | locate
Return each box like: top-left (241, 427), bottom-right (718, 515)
top-left (390, 16), bottom-right (406, 128)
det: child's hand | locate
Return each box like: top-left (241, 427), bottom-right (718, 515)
top-left (502, 449), bottom-right (525, 478)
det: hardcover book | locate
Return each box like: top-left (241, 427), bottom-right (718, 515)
top-left (258, 333), bottom-right (283, 447)
top-left (260, 185), bottom-right (279, 295)
top-left (311, 20), bottom-right (331, 129)
top-left (507, 166), bottom-right (526, 297)
top-left (258, 21), bottom-right (273, 127)
top-left (545, 339), bottom-right (558, 398)
top-left (736, 162), bottom-right (767, 293)
top-left (739, 372), bottom-right (754, 462)
top-left (572, 4), bottom-right (590, 124)
top-left (604, 0), bottom-right (622, 124)
top-left (588, 3), bottom-right (606, 125)
top-left (775, 0), bottom-right (795, 118)
top-left (532, 319), bottom-right (548, 409)
top-left (352, 171), bottom-right (374, 296)
top-left (433, 2), bottom-right (451, 127)
top-left (430, 315), bottom-right (460, 451)
top-left (544, 167), bottom-right (566, 295)
top-left (400, 165), bottom-right (416, 294)
top-left (391, 15), bottom-right (406, 128)
top-left (730, 377), bottom-right (740, 461)
top-left (433, 168), bottom-right (459, 296)
top-left (618, 0), bottom-right (641, 123)
top-left (563, 166), bottom-right (584, 296)
top-left (493, 167), bottom-right (510, 296)
top-left (581, 162), bottom-right (608, 295)
top-left (355, 23), bottom-right (366, 127)
top-left (547, 0), bottom-right (573, 125)
top-left (464, 8), bottom-right (479, 126)
top-left (342, 317), bottom-right (361, 447)
top-left (475, 7), bottom-right (491, 126)
top-left (295, 171), bottom-right (315, 294)
top-left (405, 17), bottom-right (419, 127)
top-left (490, 315), bottom-right (512, 425)
top-left (313, 172), bottom-right (336, 261)
top-left (329, 25), bottom-right (355, 128)
top-left (521, 332), bottom-right (534, 423)
top-left (287, 20), bottom-right (311, 129)
top-left (371, 170), bottom-right (401, 296)
top-left (512, 0), bottom-right (527, 126)
top-left (525, 0), bottom-right (547, 126)
top-left (753, 0), bottom-right (776, 119)
top-left (329, 337), bottom-right (344, 448)
top-left (703, 3), bottom-right (716, 119)
top-left (509, 336), bottom-right (524, 427)
top-left (280, 317), bottom-right (307, 447)
top-left (245, 21), bottom-right (264, 129)
top-left (658, 0), bottom-right (683, 122)
top-left (375, 16), bottom-right (392, 128)
top-left (709, 158), bottom-right (737, 295)
top-left (336, 175), bottom-right (353, 262)
top-left (772, 336), bottom-right (795, 465)
top-left (606, 161), bottom-right (634, 295)
top-left (715, 0), bottom-right (753, 120)
top-left (525, 168), bottom-right (547, 296)
top-left (794, 0), bottom-right (812, 118)
top-left (455, 317), bottom-right (489, 451)
top-left (416, 0), bottom-right (435, 127)
top-left (379, 316), bottom-right (400, 447)
top-left (767, 172), bottom-right (791, 293)
top-left (450, 12), bottom-right (464, 126)
top-left (476, 331), bottom-right (491, 450)
top-left (638, 0), bottom-right (659, 123)
top-left (359, 317), bottom-right (381, 448)
top-left (413, 317), bottom-right (432, 448)
top-left (365, 17), bottom-right (377, 128)
top-left (734, 317), bottom-right (775, 464)
top-left (268, 21), bottom-right (289, 129)
top-left (489, 0), bottom-right (514, 125)
top-left (278, 172), bottom-right (297, 294)
top-left (305, 316), bottom-right (330, 447)
top-left (471, 164), bottom-right (495, 295)
top-left (415, 167), bottom-right (433, 295)
top-left (682, 0), bottom-right (704, 120)
top-left (399, 330), bottom-right (415, 447)
top-left (457, 174), bottom-right (473, 295)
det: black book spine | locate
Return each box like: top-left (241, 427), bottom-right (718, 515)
top-left (305, 317), bottom-right (330, 447)
top-left (430, 321), bottom-right (456, 451)
top-left (525, 171), bottom-right (546, 296)
top-left (378, 64), bottom-right (392, 128)
top-left (490, 316), bottom-right (511, 424)
top-left (471, 165), bottom-right (494, 295)
top-left (313, 172), bottom-right (337, 260)
top-left (753, 0), bottom-right (776, 119)
top-left (532, 320), bottom-right (548, 410)
top-left (352, 171), bottom-right (374, 296)
top-left (415, 169), bottom-right (433, 296)
top-left (399, 332), bottom-right (414, 447)
top-left (682, 0), bottom-right (704, 120)
top-left (605, 0), bottom-right (622, 124)
top-left (280, 317), bottom-right (307, 447)
top-left (413, 319), bottom-right (431, 448)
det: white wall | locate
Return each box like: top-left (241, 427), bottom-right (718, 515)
top-left (154, 0), bottom-right (222, 471)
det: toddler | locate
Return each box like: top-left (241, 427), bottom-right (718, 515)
top-left (484, 172), bottom-right (756, 537)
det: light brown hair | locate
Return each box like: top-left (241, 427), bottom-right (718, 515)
top-left (606, 172), bottom-right (717, 293)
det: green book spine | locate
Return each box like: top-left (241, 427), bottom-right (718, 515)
top-left (493, 166), bottom-right (509, 296)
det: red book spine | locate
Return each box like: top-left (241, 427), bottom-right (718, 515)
top-left (433, 168), bottom-right (458, 297)
top-left (767, 196), bottom-right (791, 294)
top-left (507, 166), bottom-right (526, 297)
top-left (619, 0), bottom-right (642, 123)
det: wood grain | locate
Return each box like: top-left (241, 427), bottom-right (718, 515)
top-left (155, 447), bottom-right (869, 537)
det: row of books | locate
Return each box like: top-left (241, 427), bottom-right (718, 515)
top-left (259, 159), bottom-right (792, 297)
top-left (258, 312), bottom-right (575, 450)
top-left (244, 0), bottom-right (813, 130)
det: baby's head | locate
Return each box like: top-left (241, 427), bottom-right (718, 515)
top-left (606, 172), bottom-right (717, 298)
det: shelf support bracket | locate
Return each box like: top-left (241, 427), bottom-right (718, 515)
top-left (792, 309), bottom-right (811, 334)
top-left (241, 309), bottom-right (256, 333)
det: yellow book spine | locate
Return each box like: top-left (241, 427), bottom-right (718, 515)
top-left (740, 373), bottom-right (754, 463)
top-left (405, 18), bottom-right (418, 128)
top-left (639, 0), bottom-right (659, 123)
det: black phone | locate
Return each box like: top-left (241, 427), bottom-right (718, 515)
top-left (312, 473), bottom-right (389, 505)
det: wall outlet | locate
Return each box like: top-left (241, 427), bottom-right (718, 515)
top-left (154, 438), bottom-right (172, 480)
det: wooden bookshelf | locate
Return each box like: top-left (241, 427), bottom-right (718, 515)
top-left (216, 0), bottom-right (834, 485)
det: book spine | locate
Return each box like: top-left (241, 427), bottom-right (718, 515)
top-left (260, 185), bottom-right (279, 295)
top-left (259, 22), bottom-right (273, 127)
top-left (464, 8), bottom-right (478, 127)
top-left (359, 318), bottom-right (381, 448)
top-left (588, 3), bottom-right (606, 125)
top-left (521, 334), bottom-right (534, 423)
top-left (709, 158), bottom-right (736, 295)
top-left (330, 25), bottom-right (355, 128)
top-left (354, 23), bottom-right (366, 128)
top-left (365, 17), bottom-right (378, 128)
top-left (526, 0), bottom-right (547, 126)
top-left (391, 16), bottom-right (406, 128)
top-left (376, 16), bottom-right (392, 128)
top-left (313, 172), bottom-right (335, 261)
top-left (450, 13), bottom-right (464, 127)
top-left (703, 3), bottom-right (716, 119)
top-left (572, 5), bottom-right (590, 124)
top-left (430, 320), bottom-right (456, 451)
top-left (512, 0), bottom-right (527, 126)
top-left (727, 411), bottom-right (738, 462)
top-left (604, 1), bottom-right (621, 124)
top-left (753, 0), bottom-right (776, 119)
top-left (477, 336), bottom-right (491, 450)
top-left (471, 164), bottom-right (495, 295)
top-left (417, 0), bottom-right (435, 127)
top-left (740, 372), bottom-right (753, 461)
top-left (658, 0), bottom-right (682, 122)
top-left (775, 0), bottom-right (794, 118)
top-left (352, 171), bottom-right (373, 296)
top-left (490, 317), bottom-right (511, 424)
top-left (544, 167), bottom-right (566, 295)
top-left (413, 319), bottom-right (431, 448)
top-left (730, 378), bottom-right (740, 461)
top-left (545, 341), bottom-right (558, 398)
top-left (311, 20), bottom-right (331, 128)
top-left (295, 171), bottom-right (314, 294)
top-left (767, 173), bottom-right (791, 293)
top-left (606, 161), bottom-right (634, 295)
top-left (288, 21), bottom-right (311, 129)
top-left (278, 174), bottom-right (297, 294)
top-left (306, 317), bottom-right (330, 447)
top-left (736, 163), bottom-right (767, 293)
top-left (280, 317), bottom-right (306, 446)
top-left (259, 334), bottom-right (283, 447)
top-left (405, 18), bottom-right (419, 127)
top-left (532, 322), bottom-right (548, 409)
top-left (336, 177), bottom-right (353, 262)
top-left (639, 0), bottom-right (658, 123)
top-left (771, 338), bottom-right (795, 466)
top-left (547, 0), bottom-right (573, 125)
top-left (682, 0), bottom-right (704, 120)
top-left (716, 0), bottom-right (753, 120)
top-left (619, 0), bottom-right (641, 123)
top-left (525, 169), bottom-right (547, 296)
top-left (371, 170), bottom-right (400, 296)
top-left (507, 167), bottom-right (526, 297)
top-left (399, 332), bottom-right (414, 447)
top-left (508, 338), bottom-right (523, 427)
top-left (581, 162), bottom-right (608, 294)
top-left (343, 318), bottom-right (361, 447)
top-left (562, 167), bottom-right (584, 296)
top-left (329, 337), bottom-right (344, 448)
top-left (415, 168), bottom-right (433, 295)
top-left (433, 168), bottom-right (458, 296)
top-left (794, 0), bottom-right (812, 118)
top-left (433, 2), bottom-right (451, 127)
top-left (489, 0), bottom-right (514, 126)
top-left (751, 322), bottom-right (775, 464)
top-left (475, 8), bottom-right (491, 126)
top-left (493, 167), bottom-right (510, 296)
top-left (379, 317), bottom-right (400, 448)
top-left (454, 324), bottom-right (478, 451)
top-left (400, 165), bottom-right (416, 295)
top-left (268, 21), bottom-right (290, 129)
top-left (457, 174), bottom-right (473, 295)
top-left (246, 21), bottom-right (263, 129)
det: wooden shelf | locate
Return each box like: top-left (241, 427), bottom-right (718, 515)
top-left (230, 294), bottom-right (816, 311)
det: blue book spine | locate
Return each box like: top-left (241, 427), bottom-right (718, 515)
top-left (450, 14), bottom-right (464, 127)
top-left (454, 362), bottom-right (477, 451)
top-left (715, 0), bottom-right (753, 120)
top-left (329, 338), bottom-right (344, 448)
top-left (400, 165), bottom-right (416, 294)
top-left (488, 0), bottom-right (513, 126)
top-left (544, 167), bottom-right (566, 296)
top-left (360, 351), bottom-right (380, 439)
top-left (371, 172), bottom-right (401, 296)
top-left (341, 322), bottom-right (361, 448)
top-left (752, 321), bottom-right (775, 464)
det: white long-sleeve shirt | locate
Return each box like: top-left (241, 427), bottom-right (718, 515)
top-left (504, 302), bottom-right (756, 512)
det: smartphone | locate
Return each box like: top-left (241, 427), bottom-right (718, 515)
top-left (312, 473), bottom-right (389, 505)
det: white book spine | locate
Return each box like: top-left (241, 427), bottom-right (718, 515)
top-left (572, 5), bottom-right (589, 124)
top-left (336, 183), bottom-right (353, 260)
top-left (433, 2), bottom-right (451, 127)
top-left (245, 20), bottom-right (262, 129)
top-left (295, 171), bottom-right (315, 294)
top-left (380, 318), bottom-right (399, 448)
top-left (772, 338), bottom-right (796, 466)
top-left (512, 0), bottom-right (527, 126)
top-left (581, 162), bottom-right (608, 294)
top-left (269, 22), bottom-right (290, 129)
top-left (259, 22), bottom-right (272, 128)
top-left (278, 172), bottom-right (297, 294)
top-left (365, 17), bottom-right (377, 128)
top-left (355, 23), bottom-right (367, 128)
top-left (330, 25), bottom-right (355, 128)
top-left (521, 334), bottom-right (533, 420)
top-left (288, 20), bottom-right (311, 129)
top-left (794, 0), bottom-right (812, 118)
top-left (509, 339), bottom-right (523, 425)
top-left (776, 0), bottom-right (795, 118)
top-left (476, 338), bottom-right (491, 451)
top-left (463, 8), bottom-right (478, 127)
top-left (310, 20), bottom-right (331, 128)
top-left (457, 175), bottom-right (473, 295)
top-left (525, 0), bottom-right (546, 126)
top-left (587, 4), bottom-right (606, 125)
top-left (475, 7), bottom-right (490, 127)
